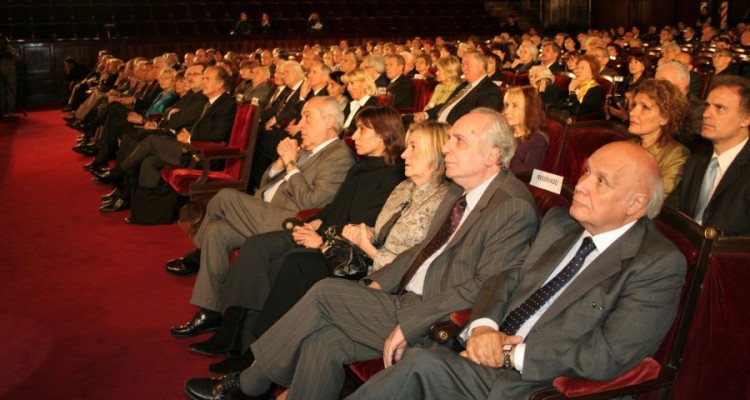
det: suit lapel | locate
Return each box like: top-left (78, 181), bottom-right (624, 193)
top-left (507, 224), bottom-right (582, 312)
top-left (708, 140), bottom-right (750, 207)
top-left (534, 219), bottom-right (646, 329)
top-left (443, 171), bottom-right (505, 251)
top-left (686, 150), bottom-right (712, 214)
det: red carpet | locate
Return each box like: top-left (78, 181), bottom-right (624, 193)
top-left (0, 111), bottom-right (214, 399)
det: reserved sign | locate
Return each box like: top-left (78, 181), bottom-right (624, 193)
top-left (529, 169), bottom-right (564, 194)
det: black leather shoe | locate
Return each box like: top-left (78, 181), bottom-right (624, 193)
top-left (91, 169), bottom-right (121, 185)
top-left (209, 349), bottom-right (255, 374)
top-left (124, 217), bottom-right (133, 224)
top-left (171, 311), bottom-right (222, 338)
top-left (72, 144), bottom-right (97, 157)
top-left (99, 197), bottom-right (130, 213)
top-left (165, 257), bottom-right (200, 276)
top-left (184, 372), bottom-right (259, 400)
top-left (101, 188), bottom-right (120, 200)
top-left (83, 160), bottom-right (107, 171)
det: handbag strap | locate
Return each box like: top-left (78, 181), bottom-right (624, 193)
top-left (375, 201), bottom-right (409, 247)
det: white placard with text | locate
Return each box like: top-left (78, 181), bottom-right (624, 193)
top-left (529, 169), bottom-right (564, 194)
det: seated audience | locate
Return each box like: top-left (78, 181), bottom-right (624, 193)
top-left (187, 108), bottom-right (418, 375)
top-left (326, 71), bottom-right (349, 111)
top-left (666, 75), bottom-right (750, 236)
top-left (628, 78), bottom-right (690, 195)
top-left (503, 86), bottom-right (549, 174)
top-left (162, 96), bottom-right (354, 283)
top-left (236, 64), bottom-right (272, 107)
top-left (486, 53), bottom-right (506, 83)
top-left (712, 48), bottom-right (742, 77)
top-left (183, 107), bottom-right (540, 400)
top-left (540, 42), bottom-right (564, 74)
top-left (231, 12), bottom-right (253, 35)
top-left (347, 141), bottom-right (685, 400)
top-left (510, 42), bottom-right (538, 74)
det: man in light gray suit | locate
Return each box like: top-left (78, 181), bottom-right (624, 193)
top-left (169, 96), bottom-right (355, 337)
top-left (347, 141), bottom-right (687, 399)
top-left (184, 108), bottom-right (540, 400)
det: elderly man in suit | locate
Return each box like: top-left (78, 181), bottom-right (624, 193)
top-left (666, 75), bottom-right (750, 236)
top-left (168, 96), bottom-right (355, 337)
top-left (184, 108), bottom-right (540, 400)
top-left (348, 141), bottom-right (686, 399)
top-left (94, 65), bottom-right (236, 212)
top-left (415, 51), bottom-right (503, 125)
top-left (250, 61), bottom-right (306, 191)
top-left (385, 54), bottom-right (416, 109)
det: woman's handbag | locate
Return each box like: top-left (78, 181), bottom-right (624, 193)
top-left (320, 226), bottom-right (372, 281)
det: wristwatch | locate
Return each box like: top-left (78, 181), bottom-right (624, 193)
top-left (502, 344), bottom-right (514, 370)
top-left (285, 159), bottom-right (298, 169)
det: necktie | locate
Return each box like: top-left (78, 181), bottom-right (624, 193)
top-left (693, 157), bottom-right (719, 222)
top-left (396, 195), bottom-right (467, 294)
top-left (297, 149), bottom-right (312, 166)
top-left (276, 89), bottom-right (294, 115)
top-left (189, 101), bottom-right (210, 133)
top-left (438, 84), bottom-right (472, 114)
top-left (499, 237), bottom-right (596, 335)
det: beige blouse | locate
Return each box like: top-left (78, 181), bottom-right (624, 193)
top-left (370, 179), bottom-right (450, 271)
top-left (644, 140), bottom-right (691, 196)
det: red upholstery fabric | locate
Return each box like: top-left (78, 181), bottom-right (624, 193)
top-left (540, 115), bottom-right (568, 174)
top-left (166, 169), bottom-right (235, 194)
top-left (450, 309), bottom-right (472, 327)
top-left (296, 208), bottom-right (323, 222)
top-left (553, 74), bottom-right (572, 94)
top-left (526, 185), bottom-right (571, 216)
top-left (502, 70), bottom-right (515, 85)
top-left (409, 78), bottom-right (437, 113)
top-left (514, 73), bottom-right (530, 86)
top-left (595, 77), bottom-right (613, 96)
top-left (347, 359), bottom-right (386, 383)
top-left (672, 250), bottom-right (750, 399)
top-left (556, 121), bottom-right (629, 185)
top-left (161, 104), bottom-right (256, 194)
top-left (553, 358), bottom-right (661, 397)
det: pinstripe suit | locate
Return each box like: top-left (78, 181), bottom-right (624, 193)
top-left (245, 170), bottom-right (540, 399)
top-left (190, 139), bottom-right (355, 311)
top-left (348, 208), bottom-right (686, 399)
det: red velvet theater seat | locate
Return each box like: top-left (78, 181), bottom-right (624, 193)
top-left (161, 103), bottom-right (260, 231)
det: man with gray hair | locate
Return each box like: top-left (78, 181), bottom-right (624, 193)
top-left (184, 108), bottom-right (540, 400)
top-left (656, 61), bottom-right (706, 137)
top-left (347, 141), bottom-right (686, 400)
top-left (363, 54), bottom-right (389, 89)
top-left (168, 96), bottom-right (355, 336)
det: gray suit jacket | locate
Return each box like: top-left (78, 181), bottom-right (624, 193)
top-left (368, 170), bottom-right (540, 344)
top-left (471, 207), bottom-right (686, 398)
top-left (253, 139), bottom-right (355, 232)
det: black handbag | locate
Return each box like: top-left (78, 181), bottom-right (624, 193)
top-left (320, 226), bottom-right (372, 281)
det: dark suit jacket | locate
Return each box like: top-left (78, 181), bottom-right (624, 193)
top-left (191, 92), bottom-right (236, 143)
top-left (260, 86), bottom-right (290, 123)
top-left (472, 208), bottom-right (685, 397)
top-left (342, 96), bottom-right (379, 136)
top-left (547, 62), bottom-right (564, 74)
top-left (368, 170), bottom-right (539, 344)
top-left (375, 73), bottom-right (389, 89)
top-left (387, 75), bottom-right (416, 109)
top-left (665, 140), bottom-right (750, 236)
top-left (273, 84), bottom-right (303, 128)
top-left (426, 76), bottom-right (503, 125)
top-left (164, 90), bottom-right (207, 131)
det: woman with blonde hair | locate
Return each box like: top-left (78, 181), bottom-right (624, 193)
top-left (423, 56), bottom-right (461, 110)
top-left (341, 68), bottom-right (379, 135)
top-left (503, 86), bottom-right (549, 173)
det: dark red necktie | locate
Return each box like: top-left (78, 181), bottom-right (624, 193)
top-left (396, 195), bottom-right (467, 294)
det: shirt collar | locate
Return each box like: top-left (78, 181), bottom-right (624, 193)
top-left (463, 172), bottom-right (498, 213)
top-left (713, 137), bottom-right (748, 173)
top-left (583, 220), bottom-right (638, 254)
top-left (207, 93), bottom-right (222, 105)
top-left (310, 137), bottom-right (338, 155)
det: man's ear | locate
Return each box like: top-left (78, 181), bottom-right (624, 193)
top-left (626, 193), bottom-right (649, 216)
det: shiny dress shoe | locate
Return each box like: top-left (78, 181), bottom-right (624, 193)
top-left (124, 217), bottom-right (133, 224)
top-left (91, 169), bottom-right (121, 185)
top-left (99, 197), bottom-right (130, 213)
top-left (184, 372), bottom-right (260, 400)
top-left (72, 144), bottom-right (97, 156)
top-left (63, 115), bottom-right (77, 123)
top-left (166, 257), bottom-right (200, 276)
top-left (209, 349), bottom-right (255, 374)
top-left (171, 311), bottom-right (222, 338)
top-left (83, 160), bottom-right (107, 171)
top-left (101, 188), bottom-right (120, 201)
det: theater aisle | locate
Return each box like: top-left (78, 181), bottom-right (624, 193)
top-left (0, 110), bottom-right (213, 399)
